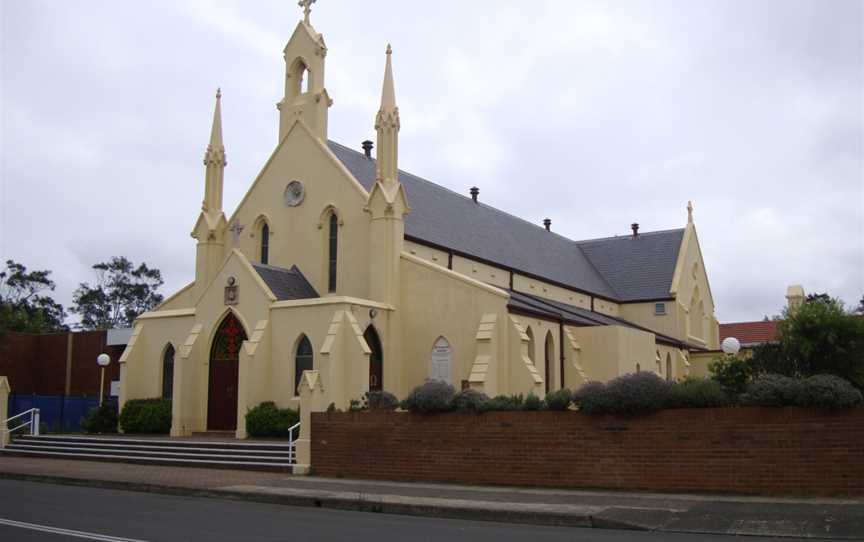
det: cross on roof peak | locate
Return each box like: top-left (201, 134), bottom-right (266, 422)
top-left (298, 0), bottom-right (316, 24)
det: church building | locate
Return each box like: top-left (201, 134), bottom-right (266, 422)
top-left (119, 6), bottom-right (719, 438)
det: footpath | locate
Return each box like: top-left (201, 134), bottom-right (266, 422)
top-left (0, 456), bottom-right (862, 539)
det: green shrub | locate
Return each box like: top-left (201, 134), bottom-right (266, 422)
top-left (572, 381), bottom-right (611, 414)
top-left (544, 388), bottom-right (572, 411)
top-left (119, 398), bottom-right (171, 434)
top-left (401, 380), bottom-right (455, 414)
top-left (81, 403), bottom-right (118, 434)
top-left (708, 355), bottom-right (752, 398)
top-left (522, 393), bottom-right (542, 411)
top-left (739, 374), bottom-right (802, 407)
top-left (451, 389), bottom-right (488, 413)
top-left (362, 390), bottom-right (399, 411)
top-left (573, 373), bottom-right (670, 415)
top-left (604, 372), bottom-right (671, 415)
top-left (245, 401), bottom-right (300, 438)
top-left (794, 374), bottom-right (862, 410)
top-left (479, 394), bottom-right (524, 412)
top-left (667, 377), bottom-right (730, 408)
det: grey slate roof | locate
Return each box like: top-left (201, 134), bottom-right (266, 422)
top-left (577, 229), bottom-right (685, 301)
top-left (328, 141), bottom-right (682, 302)
top-left (251, 263), bottom-right (318, 301)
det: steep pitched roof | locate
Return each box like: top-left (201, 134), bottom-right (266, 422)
top-left (719, 321), bottom-right (780, 347)
top-left (328, 141), bottom-right (682, 302)
top-left (251, 263), bottom-right (318, 301)
top-left (577, 229), bottom-right (685, 301)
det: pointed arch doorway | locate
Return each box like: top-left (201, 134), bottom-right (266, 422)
top-left (207, 312), bottom-right (247, 431)
top-left (364, 326), bottom-right (383, 392)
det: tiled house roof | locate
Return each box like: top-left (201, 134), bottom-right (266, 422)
top-left (719, 321), bottom-right (780, 347)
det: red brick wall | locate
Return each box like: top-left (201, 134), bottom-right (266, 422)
top-left (311, 408), bottom-right (864, 496)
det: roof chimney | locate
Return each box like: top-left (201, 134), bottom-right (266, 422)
top-left (470, 186), bottom-right (479, 203)
top-left (631, 223), bottom-right (639, 238)
top-left (361, 140), bottom-right (374, 159)
top-left (543, 218), bottom-right (551, 231)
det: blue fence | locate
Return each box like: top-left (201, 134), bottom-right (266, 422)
top-left (7, 395), bottom-right (118, 433)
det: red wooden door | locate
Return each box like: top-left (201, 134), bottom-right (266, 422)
top-left (207, 313), bottom-right (246, 431)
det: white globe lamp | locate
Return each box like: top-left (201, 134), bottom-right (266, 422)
top-left (721, 337), bottom-right (741, 356)
top-left (96, 353), bottom-right (111, 405)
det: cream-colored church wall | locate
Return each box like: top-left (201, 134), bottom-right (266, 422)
top-left (670, 225), bottom-right (719, 350)
top-left (514, 315), bottom-right (562, 394)
top-left (156, 282), bottom-right (195, 312)
top-left (223, 122), bottom-right (372, 300)
top-left (451, 256), bottom-right (511, 290)
top-left (656, 344), bottom-right (684, 381)
top-left (511, 275), bottom-right (593, 310)
top-left (619, 301), bottom-right (681, 343)
top-left (593, 299), bottom-right (620, 317)
top-left (268, 298), bottom-right (383, 409)
top-left (120, 315), bottom-right (193, 404)
top-left (400, 253), bottom-right (509, 398)
top-left (404, 240), bottom-right (449, 268)
top-left (571, 325), bottom-right (657, 382)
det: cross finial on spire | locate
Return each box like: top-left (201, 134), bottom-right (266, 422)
top-left (216, 87), bottom-right (221, 99)
top-left (298, 0), bottom-right (316, 24)
top-left (687, 200), bottom-right (694, 224)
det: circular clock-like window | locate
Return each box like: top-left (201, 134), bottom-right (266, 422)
top-left (284, 180), bottom-right (305, 207)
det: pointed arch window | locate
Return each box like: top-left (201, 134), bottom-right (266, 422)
top-left (328, 213), bottom-right (338, 292)
top-left (544, 331), bottom-right (554, 393)
top-left (294, 335), bottom-right (313, 396)
top-left (666, 353), bottom-right (673, 382)
top-left (260, 223), bottom-right (270, 265)
top-left (525, 326), bottom-right (535, 364)
top-left (162, 344), bottom-right (175, 400)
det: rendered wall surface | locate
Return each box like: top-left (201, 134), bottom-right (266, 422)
top-left (312, 408), bottom-right (864, 496)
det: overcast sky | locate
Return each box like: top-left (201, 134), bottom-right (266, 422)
top-left (1, 0), bottom-right (862, 324)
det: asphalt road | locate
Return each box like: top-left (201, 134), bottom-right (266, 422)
top-left (0, 479), bottom-right (806, 542)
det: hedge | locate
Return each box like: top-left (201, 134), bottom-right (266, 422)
top-left (119, 398), bottom-right (171, 434)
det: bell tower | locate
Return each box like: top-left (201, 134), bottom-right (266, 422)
top-left (276, 0), bottom-right (332, 142)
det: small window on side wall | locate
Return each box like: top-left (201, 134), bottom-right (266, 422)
top-left (654, 302), bottom-right (666, 315)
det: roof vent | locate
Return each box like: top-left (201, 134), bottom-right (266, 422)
top-left (631, 222), bottom-right (639, 238)
top-left (543, 218), bottom-right (551, 231)
top-left (361, 140), bottom-right (373, 159)
top-left (470, 186), bottom-right (479, 203)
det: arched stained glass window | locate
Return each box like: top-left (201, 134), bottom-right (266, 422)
top-left (260, 223), bottom-right (270, 265)
top-left (294, 335), bottom-right (313, 396)
top-left (328, 213), bottom-right (338, 292)
top-left (162, 344), bottom-right (175, 400)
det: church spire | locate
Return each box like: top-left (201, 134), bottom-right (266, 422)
top-left (375, 44), bottom-right (400, 186)
top-left (202, 88), bottom-right (226, 212)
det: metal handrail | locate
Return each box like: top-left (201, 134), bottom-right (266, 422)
top-left (287, 421), bottom-right (300, 442)
top-left (1, 408), bottom-right (40, 448)
top-left (4, 409), bottom-right (36, 424)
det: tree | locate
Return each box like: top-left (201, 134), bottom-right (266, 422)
top-left (0, 260), bottom-right (67, 334)
top-left (71, 257), bottom-right (164, 330)
top-left (805, 292), bottom-right (832, 305)
top-left (855, 294), bottom-right (864, 315)
top-left (750, 295), bottom-right (864, 389)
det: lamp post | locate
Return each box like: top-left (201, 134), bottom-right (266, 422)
top-left (721, 337), bottom-right (741, 356)
top-left (97, 353), bottom-right (111, 406)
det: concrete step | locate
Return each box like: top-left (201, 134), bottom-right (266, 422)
top-left (1, 435), bottom-right (296, 472)
top-left (13, 434), bottom-right (294, 452)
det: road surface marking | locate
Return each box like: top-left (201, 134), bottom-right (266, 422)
top-left (0, 517), bottom-right (150, 541)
